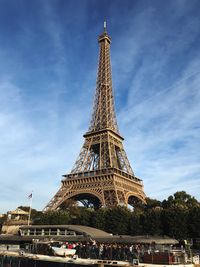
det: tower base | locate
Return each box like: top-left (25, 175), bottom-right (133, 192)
top-left (44, 168), bottom-right (146, 211)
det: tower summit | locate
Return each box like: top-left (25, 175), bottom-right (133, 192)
top-left (44, 24), bottom-right (146, 211)
top-left (87, 21), bottom-right (119, 137)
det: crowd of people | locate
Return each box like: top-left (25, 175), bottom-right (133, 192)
top-left (60, 241), bottom-right (153, 261)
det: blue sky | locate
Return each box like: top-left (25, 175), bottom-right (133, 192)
top-left (0, 0), bottom-right (200, 213)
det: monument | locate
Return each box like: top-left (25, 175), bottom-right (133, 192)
top-left (44, 23), bottom-right (146, 211)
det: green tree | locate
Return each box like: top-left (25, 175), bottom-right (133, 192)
top-left (104, 206), bottom-right (131, 235)
top-left (162, 191), bottom-right (199, 209)
top-left (92, 208), bottom-right (107, 230)
top-left (142, 209), bottom-right (162, 235)
top-left (73, 207), bottom-right (94, 226)
top-left (36, 210), bottom-right (70, 225)
top-left (129, 212), bottom-right (142, 235)
top-left (161, 207), bottom-right (188, 239)
top-left (145, 198), bottom-right (162, 210)
top-left (188, 206), bottom-right (200, 238)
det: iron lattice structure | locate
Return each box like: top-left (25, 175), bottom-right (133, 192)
top-left (44, 26), bottom-right (146, 211)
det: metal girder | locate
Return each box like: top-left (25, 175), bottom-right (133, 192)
top-left (44, 27), bottom-right (146, 212)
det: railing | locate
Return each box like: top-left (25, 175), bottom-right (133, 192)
top-left (20, 227), bottom-right (80, 237)
top-left (63, 168), bottom-right (143, 185)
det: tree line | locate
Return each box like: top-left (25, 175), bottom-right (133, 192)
top-left (1, 191), bottom-right (199, 242)
top-left (32, 191), bottom-right (200, 241)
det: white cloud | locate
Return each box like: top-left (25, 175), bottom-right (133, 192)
top-left (0, 78), bottom-right (86, 212)
top-left (119, 58), bottom-right (200, 201)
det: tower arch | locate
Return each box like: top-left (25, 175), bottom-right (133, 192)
top-left (126, 192), bottom-right (146, 207)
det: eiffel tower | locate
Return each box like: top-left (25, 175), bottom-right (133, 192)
top-left (44, 23), bottom-right (146, 211)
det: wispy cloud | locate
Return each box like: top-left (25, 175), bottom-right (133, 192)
top-left (0, 77), bottom-right (85, 211)
top-left (119, 58), bottom-right (200, 200)
top-left (106, 0), bottom-right (200, 201)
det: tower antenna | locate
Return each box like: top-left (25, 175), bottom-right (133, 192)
top-left (104, 20), bottom-right (107, 33)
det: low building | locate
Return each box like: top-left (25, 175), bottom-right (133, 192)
top-left (1, 208), bottom-right (30, 235)
top-left (7, 208), bottom-right (29, 222)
